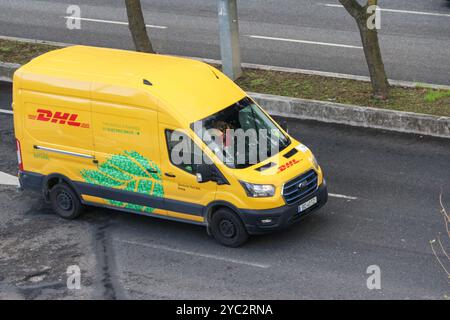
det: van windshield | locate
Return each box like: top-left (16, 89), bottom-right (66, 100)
top-left (191, 97), bottom-right (291, 169)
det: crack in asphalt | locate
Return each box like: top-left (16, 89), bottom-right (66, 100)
top-left (93, 218), bottom-right (126, 300)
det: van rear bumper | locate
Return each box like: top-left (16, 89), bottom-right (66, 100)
top-left (239, 180), bottom-right (328, 235)
top-left (18, 171), bottom-right (44, 192)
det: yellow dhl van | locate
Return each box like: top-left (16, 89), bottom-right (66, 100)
top-left (13, 45), bottom-right (327, 246)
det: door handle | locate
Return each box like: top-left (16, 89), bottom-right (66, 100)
top-left (146, 168), bottom-right (157, 174)
top-left (165, 172), bottom-right (176, 178)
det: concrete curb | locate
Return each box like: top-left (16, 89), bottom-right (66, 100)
top-left (249, 92), bottom-right (450, 139)
top-left (0, 35), bottom-right (70, 47)
top-left (1, 34), bottom-right (450, 90)
top-left (0, 59), bottom-right (448, 139)
top-left (0, 62), bottom-right (21, 82)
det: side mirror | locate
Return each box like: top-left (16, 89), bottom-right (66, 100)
top-left (196, 164), bottom-right (215, 183)
top-left (280, 121), bottom-right (289, 134)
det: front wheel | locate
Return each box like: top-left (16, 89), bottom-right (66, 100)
top-left (49, 182), bottom-right (84, 219)
top-left (210, 209), bottom-right (249, 247)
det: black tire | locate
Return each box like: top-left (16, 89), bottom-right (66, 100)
top-left (210, 208), bottom-right (249, 247)
top-left (49, 182), bottom-right (84, 219)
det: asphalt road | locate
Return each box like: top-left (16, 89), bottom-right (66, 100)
top-left (0, 82), bottom-right (11, 110)
top-left (0, 0), bottom-right (450, 85)
top-left (0, 82), bottom-right (449, 299)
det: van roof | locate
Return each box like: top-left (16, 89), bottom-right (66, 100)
top-left (17, 45), bottom-right (246, 125)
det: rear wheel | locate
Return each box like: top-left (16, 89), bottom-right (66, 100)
top-left (49, 182), bottom-right (84, 219)
top-left (210, 208), bottom-right (249, 247)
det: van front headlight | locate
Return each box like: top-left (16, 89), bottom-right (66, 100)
top-left (311, 154), bottom-right (319, 171)
top-left (240, 181), bottom-right (275, 197)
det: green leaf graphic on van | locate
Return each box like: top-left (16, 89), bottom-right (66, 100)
top-left (80, 151), bottom-right (164, 213)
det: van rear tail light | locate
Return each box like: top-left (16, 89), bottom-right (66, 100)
top-left (16, 139), bottom-right (24, 171)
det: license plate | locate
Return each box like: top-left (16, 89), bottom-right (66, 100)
top-left (298, 197), bottom-right (318, 213)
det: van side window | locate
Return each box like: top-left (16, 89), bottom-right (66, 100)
top-left (165, 130), bottom-right (202, 175)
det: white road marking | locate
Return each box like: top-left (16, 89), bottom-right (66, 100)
top-left (247, 35), bottom-right (363, 49)
top-left (2, 34), bottom-right (449, 90)
top-left (63, 17), bottom-right (168, 29)
top-left (329, 193), bottom-right (358, 200)
top-left (116, 239), bottom-right (271, 269)
top-left (0, 171), bottom-right (19, 186)
top-left (0, 109), bottom-right (13, 115)
top-left (321, 4), bottom-right (450, 18)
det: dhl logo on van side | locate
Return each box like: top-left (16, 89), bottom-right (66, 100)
top-left (28, 109), bottom-right (90, 128)
top-left (277, 159), bottom-right (300, 173)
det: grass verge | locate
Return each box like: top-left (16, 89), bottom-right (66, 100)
top-left (0, 39), bottom-right (58, 65)
top-left (1, 38), bottom-right (449, 117)
top-left (236, 70), bottom-right (450, 117)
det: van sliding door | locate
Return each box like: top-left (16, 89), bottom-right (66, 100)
top-left (83, 101), bottom-right (166, 216)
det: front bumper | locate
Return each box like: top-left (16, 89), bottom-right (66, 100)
top-left (239, 180), bottom-right (328, 235)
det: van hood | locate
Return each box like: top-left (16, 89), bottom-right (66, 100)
top-left (230, 140), bottom-right (317, 186)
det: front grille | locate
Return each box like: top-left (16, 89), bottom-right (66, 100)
top-left (282, 169), bottom-right (318, 205)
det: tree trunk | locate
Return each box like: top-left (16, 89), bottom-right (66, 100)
top-left (339, 0), bottom-right (389, 99)
top-left (355, 15), bottom-right (390, 99)
top-left (125, 0), bottom-right (155, 53)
